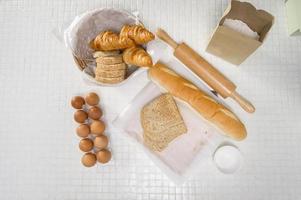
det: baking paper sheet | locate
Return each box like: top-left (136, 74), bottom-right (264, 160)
top-left (113, 81), bottom-right (223, 184)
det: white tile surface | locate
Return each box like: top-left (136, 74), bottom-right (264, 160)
top-left (0, 0), bottom-right (300, 199)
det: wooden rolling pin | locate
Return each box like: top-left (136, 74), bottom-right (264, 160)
top-left (156, 28), bottom-right (255, 113)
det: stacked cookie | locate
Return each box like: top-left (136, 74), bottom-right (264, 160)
top-left (93, 51), bottom-right (127, 84)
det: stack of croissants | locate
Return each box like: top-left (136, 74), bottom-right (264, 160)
top-left (90, 24), bottom-right (155, 84)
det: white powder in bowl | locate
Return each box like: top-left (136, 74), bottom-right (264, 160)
top-left (213, 145), bottom-right (243, 174)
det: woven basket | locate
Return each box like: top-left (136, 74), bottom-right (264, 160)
top-left (65, 8), bottom-right (145, 86)
top-left (73, 54), bottom-right (87, 71)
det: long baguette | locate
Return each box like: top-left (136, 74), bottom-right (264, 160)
top-left (148, 62), bottom-right (247, 140)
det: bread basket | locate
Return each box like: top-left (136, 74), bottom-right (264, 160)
top-left (64, 8), bottom-right (146, 86)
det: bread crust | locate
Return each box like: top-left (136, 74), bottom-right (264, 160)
top-left (95, 68), bottom-right (126, 78)
top-left (90, 31), bottom-right (135, 51)
top-left (123, 47), bottom-right (153, 67)
top-left (96, 63), bottom-right (126, 71)
top-left (120, 25), bottom-right (154, 45)
top-left (96, 54), bottom-right (123, 65)
top-left (95, 76), bottom-right (124, 84)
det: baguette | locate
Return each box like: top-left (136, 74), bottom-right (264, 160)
top-left (148, 62), bottom-right (247, 140)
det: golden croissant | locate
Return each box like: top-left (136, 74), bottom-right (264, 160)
top-left (90, 31), bottom-right (135, 51)
top-left (123, 47), bottom-right (153, 67)
top-left (120, 25), bottom-right (155, 45)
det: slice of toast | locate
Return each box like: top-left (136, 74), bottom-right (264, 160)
top-left (143, 133), bottom-right (168, 152)
top-left (95, 75), bottom-right (125, 84)
top-left (96, 55), bottom-right (123, 65)
top-left (141, 93), bottom-right (187, 152)
top-left (95, 68), bottom-right (126, 78)
top-left (96, 63), bottom-right (127, 71)
top-left (93, 50), bottom-right (120, 58)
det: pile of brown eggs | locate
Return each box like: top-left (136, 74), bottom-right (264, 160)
top-left (71, 92), bottom-right (112, 167)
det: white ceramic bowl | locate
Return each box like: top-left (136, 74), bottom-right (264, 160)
top-left (213, 145), bottom-right (243, 174)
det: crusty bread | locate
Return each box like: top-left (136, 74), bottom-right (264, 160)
top-left (90, 31), bottom-right (135, 51)
top-left (123, 47), bottom-right (153, 67)
top-left (148, 63), bottom-right (247, 140)
top-left (120, 25), bottom-right (155, 45)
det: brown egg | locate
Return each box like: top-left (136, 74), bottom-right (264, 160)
top-left (76, 124), bottom-right (90, 138)
top-left (88, 106), bottom-right (103, 120)
top-left (81, 152), bottom-right (96, 167)
top-left (94, 135), bottom-right (108, 149)
top-left (85, 92), bottom-right (99, 106)
top-left (96, 149), bottom-right (111, 164)
top-left (74, 110), bottom-right (88, 123)
top-left (90, 120), bottom-right (105, 135)
top-left (71, 96), bottom-right (85, 109)
top-left (79, 138), bottom-right (94, 152)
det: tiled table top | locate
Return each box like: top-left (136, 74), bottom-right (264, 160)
top-left (0, 0), bottom-right (300, 199)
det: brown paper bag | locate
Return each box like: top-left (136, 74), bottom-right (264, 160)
top-left (206, 0), bottom-right (274, 65)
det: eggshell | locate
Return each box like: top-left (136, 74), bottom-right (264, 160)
top-left (94, 135), bottom-right (108, 149)
top-left (96, 149), bottom-right (111, 163)
top-left (88, 106), bottom-right (103, 120)
top-left (74, 110), bottom-right (88, 123)
top-left (79, 138), bottom-right (94, 152)
top-left (71, 96), bottom-right (85, 109)
top-left (90, 120), bottom-right (105, 135)
top-left (85, 92), bottom-right (99, 106)
top-left (76, 124), bottom-right (90, 138)
top-left (81, 153), bottom-right (96, 167)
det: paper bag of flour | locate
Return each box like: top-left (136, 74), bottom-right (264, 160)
top-left (206, 0), bottom-right (274, 65)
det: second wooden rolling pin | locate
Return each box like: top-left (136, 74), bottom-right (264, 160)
top-left (156, 28), bottom-right (255, 113)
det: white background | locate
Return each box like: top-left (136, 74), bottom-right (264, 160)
top-left (0, 0), bottom-right (300, 199)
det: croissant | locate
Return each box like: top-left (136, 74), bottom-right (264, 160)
top-left (120, 25), bottom-right (155, 45)
top-left (90, 31), bottom-right (135, 51)
top-left (123, 47), bottom-right (153, 67)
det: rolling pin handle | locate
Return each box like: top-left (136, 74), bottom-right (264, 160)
top-left (231, 91), bottom-right (255, 113)
top-left (156, 28), bottom-right (178, 49)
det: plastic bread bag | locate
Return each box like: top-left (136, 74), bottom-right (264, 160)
top-left (62, 8), bottom-right (147, 86)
